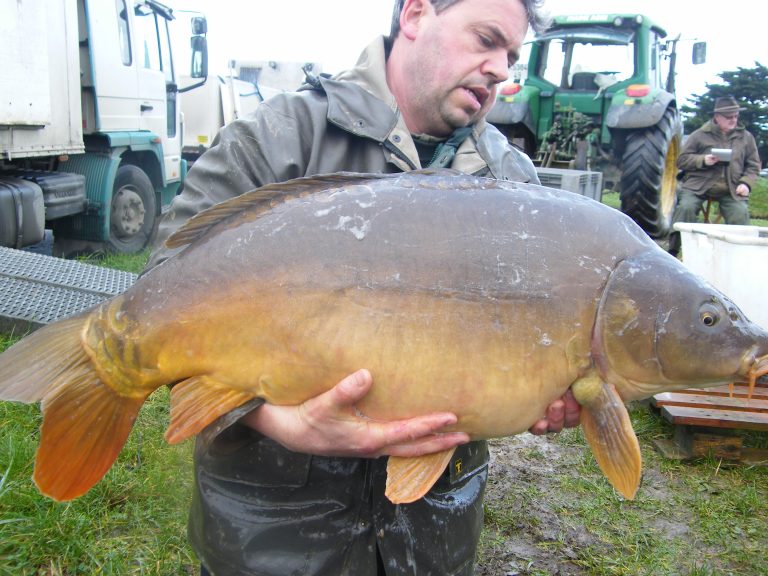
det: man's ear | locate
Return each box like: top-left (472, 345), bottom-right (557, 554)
top-left (399, 0), bottom-right (431, 40)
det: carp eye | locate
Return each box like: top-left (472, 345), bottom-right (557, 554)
top-left (700, 306), bottom-right (720, 327)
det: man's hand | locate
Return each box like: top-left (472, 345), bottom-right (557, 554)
top-left (735, 183), bottom-right (750, 197)
top-left (704, 154), bottom-right (719, 166)
top-left (528, 389), bottom-right (581, 435)
top-left (240, 369), bottom-right (470, 458)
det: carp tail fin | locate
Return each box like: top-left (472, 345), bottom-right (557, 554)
top-left (35, 369), bottom-right (145, 501)
top-left (0, 315), bottom-right (86, 402)
top-left (385, 447), bottom-right (456, 504)
top-left (579, 381), bottom-right (641, 500)
top-left (166, 375), bottom-right (256, 444)
top-left (0, 315), bottom-right (146, 501)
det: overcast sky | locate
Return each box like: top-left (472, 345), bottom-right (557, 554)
top-left (170, 0), bottom-right (763, 105)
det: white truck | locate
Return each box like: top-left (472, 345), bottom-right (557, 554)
top-left (0, 0), bottom-right (207, 254)
top-left (179, 57), bottom-right (322, 163)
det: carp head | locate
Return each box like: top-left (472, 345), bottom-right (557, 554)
top-left (592, 250), bottom-right (768, 402)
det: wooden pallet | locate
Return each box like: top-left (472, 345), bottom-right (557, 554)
top-left (650, 383), bottom-right (768, 463)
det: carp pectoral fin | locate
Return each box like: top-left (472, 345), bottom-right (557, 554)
top-left (578, 381), bottom-right (641, 500)
top-left (166, 376), bottom-right (256, 444)
top-left (385, 448), bottom-right (456, 504)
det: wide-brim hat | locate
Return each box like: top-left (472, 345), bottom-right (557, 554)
top-left (713, 96), bottom-right (745, 114)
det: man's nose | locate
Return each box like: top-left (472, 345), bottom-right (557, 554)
top-left (482, 50), bottom-right (510, 83)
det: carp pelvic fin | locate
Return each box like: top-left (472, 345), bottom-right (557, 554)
top-left (573, 376), bottom-right (641, 500)
top-left (166, 375), bottom-right (256, 444)
top-left (385, 448), bottom-right (456, 504)
top-left (0, 314), bottom-right (145, 501)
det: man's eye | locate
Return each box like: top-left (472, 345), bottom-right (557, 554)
top-left (478, 34), bottom-right (494, 48)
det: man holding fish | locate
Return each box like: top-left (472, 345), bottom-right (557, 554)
top-left (4, 1), bottom-right (768, 574)
top-left (148, 0), bottom-right (578, 573)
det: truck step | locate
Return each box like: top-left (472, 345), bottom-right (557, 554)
top-left (0, 247), bottom-right (136, 333)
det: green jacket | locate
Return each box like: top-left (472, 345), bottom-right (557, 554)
top-left (676, 120), bottom-right (761, 199)
top-left (148, 37), bottom-right (538, 576)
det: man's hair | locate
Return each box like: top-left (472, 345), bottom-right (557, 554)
top-left (388, 0), bottom-right (550, 40)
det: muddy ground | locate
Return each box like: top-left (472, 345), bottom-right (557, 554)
top-left (473, 426), bottom-right (707, 576)
top-left (476, 434), bottom-right (598, 575)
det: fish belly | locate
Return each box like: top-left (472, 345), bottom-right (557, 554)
top-left (168, 283), bottom-right (585, 439)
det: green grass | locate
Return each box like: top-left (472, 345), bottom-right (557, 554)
top-left (601, 176), bottom-right (768, 227)
top-left (0, 251), bottom-right (195, 575)
top-left (0, 391), bottom-right (196, 575)
top-left (76, 250), bottom-right (150, 275)
top-left (481, 407), bottom-right (768, 575)
top-left (0, 334), bottom-right (20, 354)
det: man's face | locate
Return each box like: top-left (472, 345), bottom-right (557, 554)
top-left (714, 112), bottom-right (739, 134)
top-left (397, 0), bottom-right (528, 137)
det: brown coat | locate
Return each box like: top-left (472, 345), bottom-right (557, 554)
top-left (677, 119), bottom-right (761, 199)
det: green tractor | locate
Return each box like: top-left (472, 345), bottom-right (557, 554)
top-left (487, 14), bottom-right (706, 238)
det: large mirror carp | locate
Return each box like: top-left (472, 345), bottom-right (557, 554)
top-left (1, 170), bottom-right (767, 503)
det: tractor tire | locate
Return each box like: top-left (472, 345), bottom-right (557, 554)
top-left (107, 165), bottom-right (157, 253)
top-left (619, 107), bottom-right (682, 238)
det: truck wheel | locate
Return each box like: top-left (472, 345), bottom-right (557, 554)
top-left (619, 108), bottom-right (682, 238)
top-left (108, 165), bottom-right (157, 253)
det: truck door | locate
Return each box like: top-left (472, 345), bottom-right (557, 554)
top-left (84, 0), bottom-right (140, 131)
top-left (85, 0), bottom-right (184, 185)
top-left (132, 2), bottom-right (182, 183)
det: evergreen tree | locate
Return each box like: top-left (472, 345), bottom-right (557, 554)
top-left (680, 62), bottom-right (768, 163)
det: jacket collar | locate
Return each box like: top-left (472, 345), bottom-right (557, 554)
top-left (319, 37), bottom-right (489, 173)
top-left (703, 119), bottom-right (745, 136)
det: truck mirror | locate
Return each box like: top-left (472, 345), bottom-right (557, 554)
top-left (191, 16), bottom-right (207, 36)
top-left (692, 42), bottom-right (706, 65)
top-left (190, 36), bottom-right (208, 79)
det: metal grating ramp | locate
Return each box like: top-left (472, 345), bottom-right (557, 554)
top-left (0, 247), bottom-right (137, 332)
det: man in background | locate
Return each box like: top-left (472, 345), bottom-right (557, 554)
top-left (669, 96), bottom-right (761, 256)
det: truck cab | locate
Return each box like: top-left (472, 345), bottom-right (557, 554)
top-left (0, 0), bottom-right (207, 254)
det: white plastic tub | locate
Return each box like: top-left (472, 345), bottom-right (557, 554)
top-left (674, 223), bottom-right (768, 330)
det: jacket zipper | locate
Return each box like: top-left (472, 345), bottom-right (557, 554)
top-left (382, 139), bottom-right (418, 171)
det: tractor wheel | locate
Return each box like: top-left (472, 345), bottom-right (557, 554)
top-left (619, 107), bottom-right (682, 238)
top-left (107, 165), bottom-right (157, 253)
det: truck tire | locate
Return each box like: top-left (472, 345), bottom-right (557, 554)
top-left (108, 165), bottom-right (157, 253)
top-left (619, 107), bottom-right (682, 238)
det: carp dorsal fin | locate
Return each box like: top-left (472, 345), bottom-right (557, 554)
top-left (573, 374), bottom-right (641, 500)
top-left (166, 172), bottom-right (392, 249)
top-left (165, 375), bottom-right (256, 444)
top-left (385, 447), bottom-right (456, 504)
